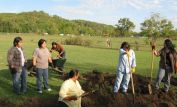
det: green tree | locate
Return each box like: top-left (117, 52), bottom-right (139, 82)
top-left (115, 18), bottom-right (135, 37)
top-left (140, 13), bottom-right (174, 37)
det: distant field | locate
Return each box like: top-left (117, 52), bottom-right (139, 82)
top-left (0, 33), bottom-right (176, 104)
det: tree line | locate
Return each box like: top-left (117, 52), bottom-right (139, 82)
top-left (0, 11), bottom-right (114, 36)
top-left (0, 11), bottom-right (176, 37)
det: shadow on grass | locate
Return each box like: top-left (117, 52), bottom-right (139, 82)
top-left (0, 69), bottom-right (60, 107)
top-left (65, 61), bottom-right (116, 74)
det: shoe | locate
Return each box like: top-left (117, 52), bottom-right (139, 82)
top-left (162, 89), bottom-right (168, 93)
top-left (38, 90), bottom-right (42, 94)
top-left (122, 91), bottom-right (127, 95)
top-left (47, 88), bottom-right (52, 92)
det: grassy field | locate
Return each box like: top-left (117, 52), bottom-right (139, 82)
top-left (0, 33), bottom-right (176, 105)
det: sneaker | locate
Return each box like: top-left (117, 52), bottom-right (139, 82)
top-left (122, 91), bottom-right (128, 95)
top-left (38, 90), bottom-right (42, 94)
top-left (162, 89), bottom-right (168, 93)
top-left (47, 88), bottom-right (52, 92)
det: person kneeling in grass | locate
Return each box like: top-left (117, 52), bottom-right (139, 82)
top-left (58, 69), bottom-right (85, 107)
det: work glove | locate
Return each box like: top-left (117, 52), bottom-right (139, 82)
top-left (131, 67), bottom-right (135, 73)
top-left (33, 66), bottom-right (37, 72)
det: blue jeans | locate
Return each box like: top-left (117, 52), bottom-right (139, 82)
top-left (36, 68), bottom-right (50, 91)
top-left (11, 66), bottom-right (27, 94)
top-left (114, 71), bottom-right (130, 93)
top-left (155, 67), bottom-right (172, 92)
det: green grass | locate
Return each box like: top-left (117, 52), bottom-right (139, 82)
top-left (0, 33), bottom-right (176, 105)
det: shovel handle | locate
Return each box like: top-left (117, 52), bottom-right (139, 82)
top-left (127, 53), bottom-right (135, 96)
top-left (150, 49), bottom-right (155, 82)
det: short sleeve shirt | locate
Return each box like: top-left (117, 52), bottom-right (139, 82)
top-left (33, 48), bottom-right (51, 69)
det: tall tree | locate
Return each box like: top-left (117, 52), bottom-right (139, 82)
top-left (115, 18), bottom-right (135, 37)
top-left (140, 13), bottom-right (174, 37)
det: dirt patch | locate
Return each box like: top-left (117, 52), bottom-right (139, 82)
top-left (81, 72), bottom-right (177, 107)
top-left (1, 72), bottom-right (177, 107)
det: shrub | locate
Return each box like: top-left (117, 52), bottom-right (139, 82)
top-left (64, 36), bottom-right (92, 46)
top-left (135, 41), bottom-right (139, 51)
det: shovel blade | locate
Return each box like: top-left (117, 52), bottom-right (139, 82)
top-left (148, 84), bottom-right (152, 95)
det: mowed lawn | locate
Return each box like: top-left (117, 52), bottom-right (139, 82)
top-left (0, 34), bottom-right (172, 104)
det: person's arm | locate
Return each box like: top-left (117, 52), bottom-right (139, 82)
top-left (63, 96), bottom-right (78, 101)
top-left (7, 48), bottom-right (15, 68)
top-left (170, 53), bottom-right (175, 73)
top-left (59, 45), bottom-right (65, 58)
top-left (130, 50), bottom-right (136, 73)
top-left (131, 50), bottom-right (136, 68)
top-left (154, 49), bottom-right (161, 57)
top-left (120, 48), bottom-right (126, 55)
top-left (48, 50), bottom-right (52, 63)
top-left (59, 81), bottom-right (78, 101)
top-left (32, 49), bottom-right (38, 66)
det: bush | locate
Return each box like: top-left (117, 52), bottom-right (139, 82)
top-left (64, 36), bottom-right (92, 46)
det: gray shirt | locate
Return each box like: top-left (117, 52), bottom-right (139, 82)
top-left (33, 48), bottom-right (51, 69)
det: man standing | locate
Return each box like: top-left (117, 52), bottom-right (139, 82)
top-left (7, 37), bottom-right (27, 95)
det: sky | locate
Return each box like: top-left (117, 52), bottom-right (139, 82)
top-left (0, 0), bottom-right (177, 31)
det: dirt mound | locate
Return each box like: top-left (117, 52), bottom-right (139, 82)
top-left (1, 72), bottom-right (177, 107)
top-left (81, 72), bottom-right (177, 107)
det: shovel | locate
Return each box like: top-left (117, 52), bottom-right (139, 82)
top-left (148, 41), bottom-right (156, 95)
top-left (127, 53), bottom-right (135, 103)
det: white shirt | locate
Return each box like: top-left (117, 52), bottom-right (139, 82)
top-left (117, 49), bottom-right (136, 73)
top-left (59, 79), bottom-right (85, 107)
top-left (17, 47), bottom-right (25, 66)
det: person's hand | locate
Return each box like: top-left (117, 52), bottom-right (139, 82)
top-left (11, 68), bottom-right (17, 74)
top-left (131, 67), bottom-right (135, 73)
top-left (151, 45), bottom-right (155, 50)
top-left (33, 66), bottom-right (37, 72)
top-left (57, 55), bottom-right (62, 58)
top-left (69, 95), bottom-right (77, 101)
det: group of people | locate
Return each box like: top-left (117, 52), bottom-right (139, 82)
top-left (114, 38), bottom-right (176, 95)
top-left (6, 36), bottom-right (176, 107)
top-left (7, 37), bottom-right (66, 94)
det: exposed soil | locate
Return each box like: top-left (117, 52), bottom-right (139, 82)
top-left (1, 71), bottom-right (177, 107)
top-left (81, 72), bottom-right (177, 107)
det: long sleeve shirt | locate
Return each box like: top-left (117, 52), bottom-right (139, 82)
top-left (117, 49), bottom-right (136, 74)
top-left (7, 46), bottom-right (26, 71)
top-left (59, 79), bottom-right (84, 107)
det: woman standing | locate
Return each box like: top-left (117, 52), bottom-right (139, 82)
top-left (154, 39), bottom-right (176, 93)
top-left (58, 69), bottom-right (85, 107)
top-left (7, 37), bottom-right (27, 95)
top-left (114, 42), bottom-right (136, 94)
top-left (33, 39), bottom-right (52, 94)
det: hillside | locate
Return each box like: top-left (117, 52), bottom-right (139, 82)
top-left (0, 11), bottom-right (115, 35)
